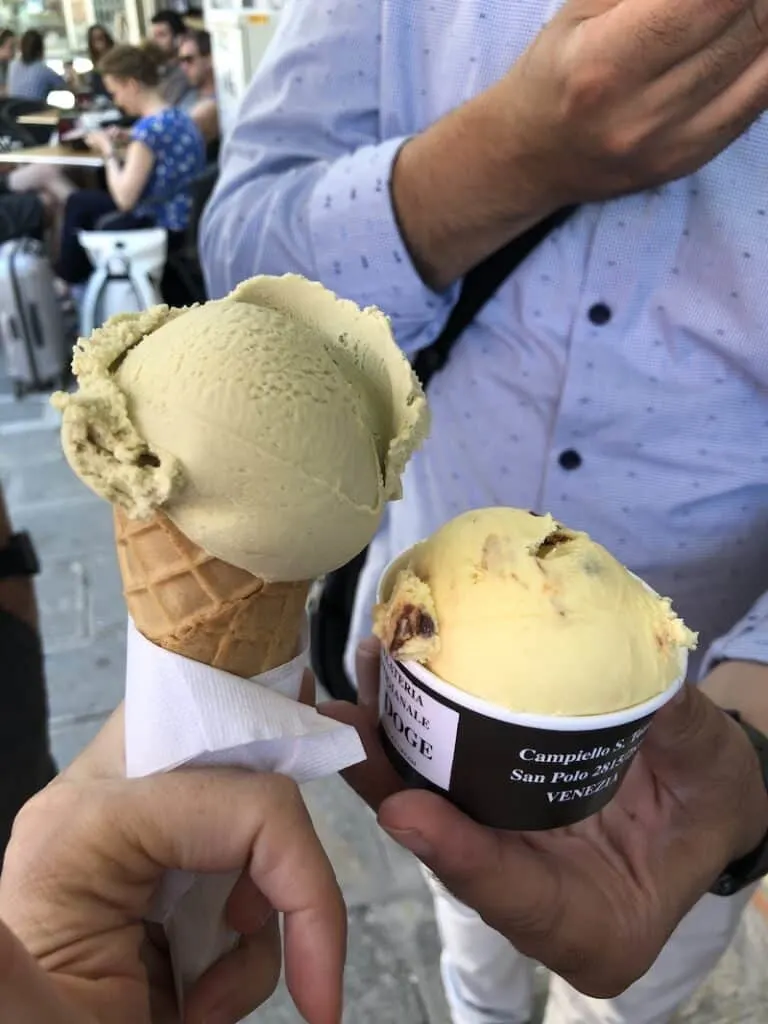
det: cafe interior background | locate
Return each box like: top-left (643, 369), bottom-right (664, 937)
top-left (1, 0), bottom-right (283, 135)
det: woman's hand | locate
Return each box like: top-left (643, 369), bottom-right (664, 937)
top-left (105, 126), bottom-right (132, 146)
top-left (84, 130), bottom-right (114, 156)
top-left (0, 709), bottom-right (345, 1024)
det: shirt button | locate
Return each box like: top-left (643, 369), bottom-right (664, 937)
top-left (558, 449), bottom-right (582, 471)
top-left (588, 302), bottom-right (612, 325)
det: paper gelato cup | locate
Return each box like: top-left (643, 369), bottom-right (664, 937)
top-left (376, 553), bottom-right (687, 831)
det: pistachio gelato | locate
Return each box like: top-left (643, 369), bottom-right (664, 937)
top-left (52, 274), bottom-right (429, 581)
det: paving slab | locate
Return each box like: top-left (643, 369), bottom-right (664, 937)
top-left (301, 773), bottom-right (425, 908)
top-left (50, 712), bottom-right (113, 770)
top-left (244, 897), bottom-right (442, 1024)
top-left (45, 622), bottom-right (126, 720)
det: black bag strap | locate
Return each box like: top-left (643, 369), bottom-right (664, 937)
top-left (310, 204), bottom-right (579, 702)
top-left (413, 205), bottom-right (578, 388)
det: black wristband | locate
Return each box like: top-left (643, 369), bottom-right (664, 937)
top-left (0, 531), bottom-right (40, 579)
top-left (710, 710), bottom-right (768, 897)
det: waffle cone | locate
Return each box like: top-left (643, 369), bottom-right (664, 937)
top-left (114, 508), bottom-right (310, 677)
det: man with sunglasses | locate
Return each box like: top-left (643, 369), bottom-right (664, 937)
top-left (178, 29), bottom-right (219, 144)
top-left (150, 8), bottom-right (193, 108)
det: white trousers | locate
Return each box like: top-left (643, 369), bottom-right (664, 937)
top-left (426, 871), bottom-right (757, 1024)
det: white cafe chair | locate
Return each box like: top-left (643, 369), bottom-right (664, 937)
top-left (77, 228), bottom-right (167, 337)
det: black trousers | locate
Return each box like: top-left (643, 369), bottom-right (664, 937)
top-left (0, 192), bottom-right (45, 245)
top-left (0, 610), bottom-right (56, 862)
top-left (56, 189), bottom-right (152, 284)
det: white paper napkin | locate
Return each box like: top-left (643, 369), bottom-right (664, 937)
top-left (124, 617), bottom-right (365, 1001)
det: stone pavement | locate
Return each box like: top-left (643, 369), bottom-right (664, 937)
top-left (1, 361), bottom-right (767, 1023)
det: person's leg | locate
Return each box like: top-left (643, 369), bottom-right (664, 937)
top-left (426, 871), bottom-right (536, 1024)
top-left (0, 611), bottom-right (56, 860)
top-left (7, 163), bottom-right (72, 198)
top-left (542, 887), bottom-right (757, 1024)
top-left (0, 489), bottom-right (56, 863)
top-left (56, 189), bottom-right (118, 284)
top-left (0, 193), bottom-right (46, 245)
top-left (7, 165), bottom-right (77, 259)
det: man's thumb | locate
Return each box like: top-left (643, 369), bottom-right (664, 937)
top-left (377, 789), bottom-right (524, 914)
top-left (378, 790), bottom-right (554, 938)
top-left (379, 789), bottom-right (494, 865)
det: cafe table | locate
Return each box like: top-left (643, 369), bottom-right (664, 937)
top-left (0, 143), bottom-right (104, 169)
top-left (16, 109), bottom-right (61, 127)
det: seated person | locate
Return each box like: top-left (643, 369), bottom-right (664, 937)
top-left (7, 43), bottom-right (206, 285)
top-left (7, 29), bottom-right (66, 102)
top-left (0, 28), bottom-right (16, 97)
top-left (150, 8), bottom-right (192, 108)
top-left (178, 29), bottom-right (219, 145)
top-left (85, 23), bottom-right (115, 99)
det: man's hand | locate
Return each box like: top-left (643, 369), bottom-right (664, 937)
top-left (394, 0), bottom-right (768, 287)
top-left (0, 763), bottom-right (345, 1024)
top-left (323, 640), bottom-right (768, 998)
top-left (500, 0), bottom-right (768, 203)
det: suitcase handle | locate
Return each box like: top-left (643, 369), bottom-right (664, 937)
top-left (0, 310), bottom-right (19, 342)
top-left (27, 302), bottom-right (44, 349)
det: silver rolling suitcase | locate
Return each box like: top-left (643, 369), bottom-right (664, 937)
top-left (0, 239), bottom-right (70, 398)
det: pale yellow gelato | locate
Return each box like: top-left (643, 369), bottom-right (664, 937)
top-left (374, 507), bottom-right (697, 716)
top-left (52, 275), bottom-right (429, 581)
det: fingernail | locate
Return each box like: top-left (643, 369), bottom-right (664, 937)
top-left (382, 826), bottom-right (434, 860)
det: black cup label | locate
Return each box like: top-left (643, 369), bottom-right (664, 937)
top-left (379, 650), bottom-right (658, 830)
top-left (380, 654), bottom-right (459, 791)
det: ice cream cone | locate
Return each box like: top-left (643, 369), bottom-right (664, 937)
top-left (114, 508), bottom-right (310, 678)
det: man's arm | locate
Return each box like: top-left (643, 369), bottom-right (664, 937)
top-left (699, 592), bottom-right (768, 735)
top-left (390, 87), bottom-right (561, 291)
top-left (45, 68), bottom-right (67, 93)
top-left (200, 0), bottom-right (464, 355)
top-left (203, 0), bottom-right (768, 324)
top-left (190, 96), bottom-right (219, 143)
top-left (104, 140), bottom-right (155, 212)
top-left (200, 0), bottom-right (570, 344)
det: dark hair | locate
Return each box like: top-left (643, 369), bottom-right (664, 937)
top-left (87, 24), bottom-right (114, 64)
top-left (98, 43), bottom-right (162, 89)
top-left (19, 29), bottom-right (44, 65)
top-left (150, 9), bottom-right (187, 37)
top-left (0, 29), bottom-right (14, 49)
top-left (183, 28), bottom-right (211, 58)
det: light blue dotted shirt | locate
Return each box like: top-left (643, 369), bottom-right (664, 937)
top-left (201, 0), bottom-right (768, 682)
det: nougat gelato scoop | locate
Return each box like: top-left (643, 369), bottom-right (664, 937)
top-left (374, 507), bottom-right (697, 716)
top-left (52, 275), bottom-right (429, 581)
